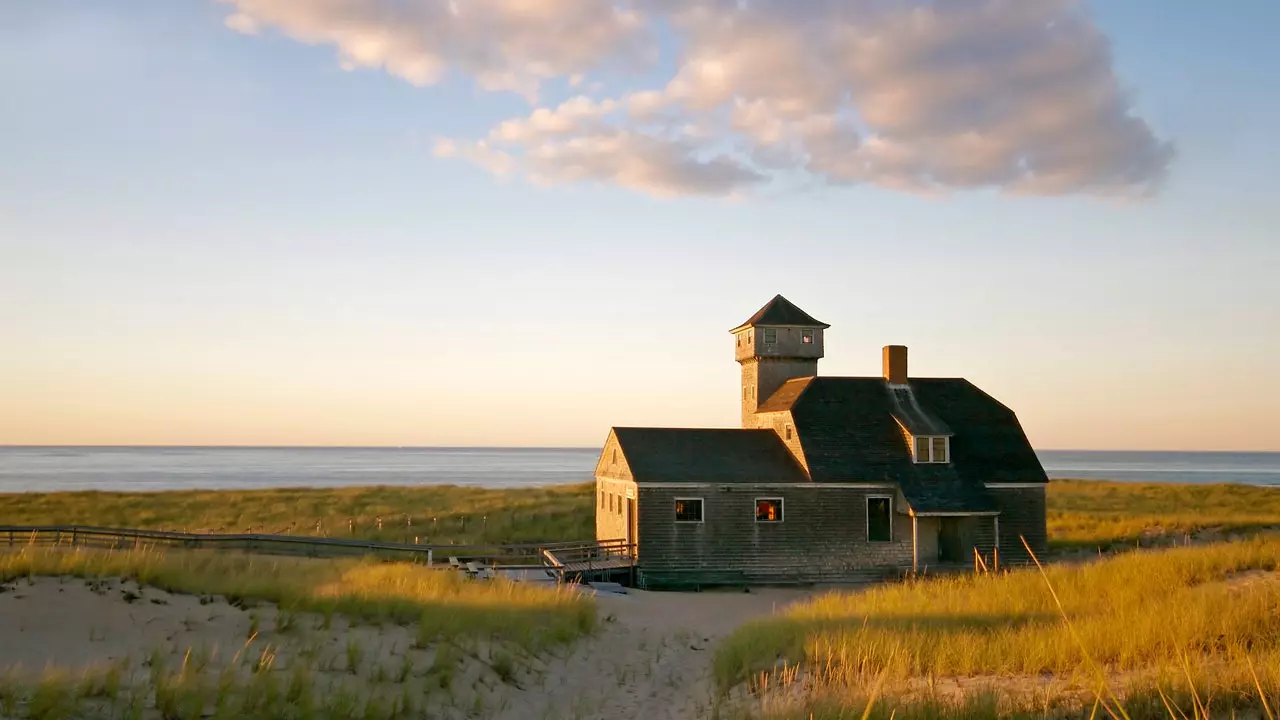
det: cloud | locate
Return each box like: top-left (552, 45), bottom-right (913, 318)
top-left (216, 0), bottom-right (649, 100)
top-left (221, 0), bottom-right (1174, 198)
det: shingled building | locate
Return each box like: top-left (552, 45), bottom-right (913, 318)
top-left (594, 295), bottom-right (1048, 587)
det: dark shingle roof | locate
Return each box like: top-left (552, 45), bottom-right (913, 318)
top-left (756, 376), bottom-right (815, 413)
top-left (910, 378), bottom-right (1049, 486)
top-left (887, 386), bottom-right (952, 436)
top-left (759, 376), bottom-right (1044, 512)
top-left (613, 428), bottom-right (809, 484)
top-left (730, 295), bottom-right (830, 332)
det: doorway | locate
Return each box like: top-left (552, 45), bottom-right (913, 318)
top-left (938, 518), bottom-right (966, 563)
top-left (626, 498), bottom-right (638, 556)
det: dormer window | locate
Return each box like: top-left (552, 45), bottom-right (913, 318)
top-left (763, 328), bottom-right (777, 345)
top-left (913, 436), bottom-right (950, 463)
top-left (802, 330), bottom-right (814, 344)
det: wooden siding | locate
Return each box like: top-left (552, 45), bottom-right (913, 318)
top-left (740, 358), bottom-right (818, 427)
top-left (988, 485), bottom-right (1047, 564)
top-left (751, 410), bottom-right (809, 471)
top-left (595, 478), bottom-right (635, 543)
top-left (636, 484), bottom-right (914, 583)
top-left (593, 432), bottom-right (633, 481)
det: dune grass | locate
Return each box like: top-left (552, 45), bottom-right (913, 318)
top-left (1048, 479), bottom-right (1280, 550)
top-left (716, 537), bottom-right (1280, 718)
top-left (0, 545), bottom-right (594, 651)
top-left (0, 483), bottom-right (594, 546)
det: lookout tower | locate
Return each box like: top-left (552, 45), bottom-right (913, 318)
top-left (730, 295), bottom-right (829, 427)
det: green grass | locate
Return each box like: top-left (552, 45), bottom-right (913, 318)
top-left (0, 483), bottom-right (593, 545)
top-left (716, 537), bottom-right (1280, 718)
top-left (1, 546), bottom-right (594, 650)
top-left (1048, 479), bottom-right (1280, 550)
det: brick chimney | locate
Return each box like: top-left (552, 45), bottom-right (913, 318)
top-left (883, 345), bottom-right (908, 385)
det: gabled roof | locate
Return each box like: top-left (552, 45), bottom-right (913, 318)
top-left (610, 427), bottom-right (810, 484)
top-left (755, 376), bottom-right (1046, 512)
top-left (730, 294), bottom-right (830, 333)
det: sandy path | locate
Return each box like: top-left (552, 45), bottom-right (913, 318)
top-left (495, 587), bottom-right (816, 720)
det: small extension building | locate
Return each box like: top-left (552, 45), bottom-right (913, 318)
top-left (593, 295), bottom-right (1048, 587)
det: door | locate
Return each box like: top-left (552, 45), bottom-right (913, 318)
top-left (938, 518), bottom-right (965, 563)
top-left (626, 498), bottom-right (638, 557)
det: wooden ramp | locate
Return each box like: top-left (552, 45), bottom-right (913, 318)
top-left (541, 539), bottom-right (635, 586)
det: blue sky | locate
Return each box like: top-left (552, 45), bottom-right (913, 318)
top-left (1, 1), bottom-right (1277, 450)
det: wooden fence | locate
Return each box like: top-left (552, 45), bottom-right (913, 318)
top-left (0, 524), bottom-right (611, 567)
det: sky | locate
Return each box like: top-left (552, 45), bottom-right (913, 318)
top-left (1, 0), bottom-right (1277, 451)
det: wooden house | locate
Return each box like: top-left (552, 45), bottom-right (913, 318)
top-left (593, 295), bottom-right (1048, 588)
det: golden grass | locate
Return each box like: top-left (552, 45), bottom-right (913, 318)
top-left (1048, 479), bottom-right (1280, 550)
top-left (0, 545), bottom-right (593, 650)
top-left (0, 483), bottom-right (594, 545)
top-left (716, 537), bottom-right (1280, 718)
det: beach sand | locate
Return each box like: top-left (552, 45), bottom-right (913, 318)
top-left (0, 576), bottom-right (816, 719)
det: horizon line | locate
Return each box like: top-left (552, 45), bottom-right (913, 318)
top-left (1, 444), bottom-right (1278, 454)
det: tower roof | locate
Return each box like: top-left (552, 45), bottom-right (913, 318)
top-left (730, 294), bottom-right (830, 333)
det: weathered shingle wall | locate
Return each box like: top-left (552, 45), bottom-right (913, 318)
top-left (989, 485), bottom-right (1047, 564)
top-left (595, 478), bottom-right (634, 542)
top-left (637, 484), bottom-right (913, 582)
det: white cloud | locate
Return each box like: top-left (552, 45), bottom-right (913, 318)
top-left (221, 0), bottom-right (1174, 198)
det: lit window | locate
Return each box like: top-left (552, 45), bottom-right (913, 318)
top-left (802, 330), bottom-right (814, 344)
top-left (755, 498), bottom-right (783, 522)
top-left (674, 498), bottom-right (704, 523)
top-left (867, 497), bottom-right (892, 542)
top-left (913, 436), bottom-right (950, 463)
top-left (763, 328), bottom-right (777, 344)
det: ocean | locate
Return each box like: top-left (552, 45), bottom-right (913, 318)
top-left (0, 447), bottom-right (1277, 494)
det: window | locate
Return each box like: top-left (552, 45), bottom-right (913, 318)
top-left (599, 490), bottom-right (605, 509)
top-left (913, 436), bottom-right (950, 463)
top-left (785, 425), bottom-right (793, 441)
top-left (802, 329), bottom-right (814, 344)
top-left (763, 328), bottom-right (777, 345)
top-left (674, 498), bottom-right (704, 523)
top-left (618, 497), bottom-right (624, 516)
top-left (611, 449), bottom-right (618, 465)
top-left (755, 498), bottom-right (783, 522)
top-left (744, 386), bottom-right (750, 400)
top-left (867, 497), bottom-right (892, 542)
top-left (609, 493), bottom-right (615, 512)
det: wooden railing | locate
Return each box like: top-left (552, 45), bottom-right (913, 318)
top-left (0, 524), bottom-right (597, 567)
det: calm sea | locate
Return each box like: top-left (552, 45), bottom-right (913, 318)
top-left (0, 447), bottom-right (1277, 494)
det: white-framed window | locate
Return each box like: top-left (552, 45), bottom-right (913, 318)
top-left (913, 436), bottom-right (950, 464)
top-left (802, 329), bottom-right (814, 344)
top-left (755, 497), bottom-right (783, 523)
top-left (674, 497), bottom-right (704, 523)
top-left (866, 496), bottom-right (893, 542)
top-left (763, 328), bottom-right (777, 345)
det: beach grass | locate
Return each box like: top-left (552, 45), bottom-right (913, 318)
top-left (715, 536), bottom-right (1280, 718)
top-left (0, 483), bottom-right (594, 546)
top-left (1048, 479), bottom-right (1280, 550)
top-left (0, 545), bottom-right (594, 651)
